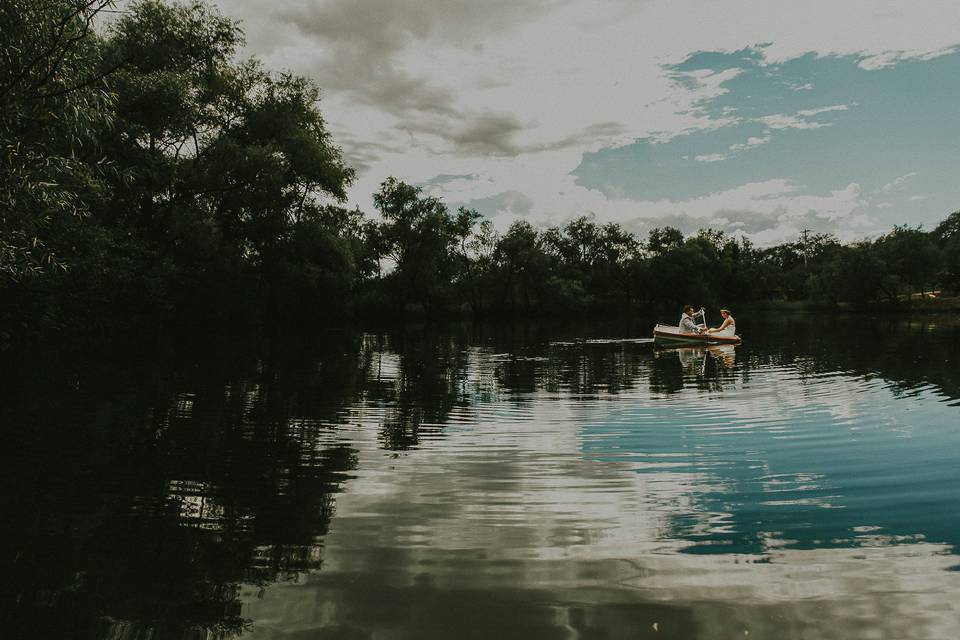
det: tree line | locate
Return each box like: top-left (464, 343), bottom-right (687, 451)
top-left (3, 1), bottom-right (960, 342)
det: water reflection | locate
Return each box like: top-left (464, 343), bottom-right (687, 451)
top-left (1, 337), bottom-right (363, 639)
top-left (652, 344), bottom-right (738, 393)
top-left (1, 315), bottom-right (959, 639)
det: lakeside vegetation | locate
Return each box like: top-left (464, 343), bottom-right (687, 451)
top-left (3, 0), bottom-right (960, 345)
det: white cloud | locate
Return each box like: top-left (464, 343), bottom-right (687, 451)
top-left (858, 45), bottom-right (957, 69)
top-left (796, 104), bottom-right (851, 117)
top-left (881, 171), bottom-right (918, 193)
top-left (729, 134), bottom-right (773, 152)
top-left (759, 114), bottom-right (831, 130)
top-left (458, 176), bottom-right (872, 246)
top-left (693, 134), bottom-right (772, 163)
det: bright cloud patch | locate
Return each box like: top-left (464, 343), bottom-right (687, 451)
top-left (881, 172), bottom-right (918, 193)
top-left (759, 113), bottom-right (833, 130)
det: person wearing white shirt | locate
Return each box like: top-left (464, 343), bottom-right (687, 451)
top-left (705, 308), bottom-right (736, 336)
top-left (679, 306), bottom-right (703, 333)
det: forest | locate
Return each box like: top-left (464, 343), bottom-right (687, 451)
top-left (3, 0), bottom-right (960, 345)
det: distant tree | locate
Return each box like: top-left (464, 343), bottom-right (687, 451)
top-left (452, 211), bottom-right (496, 314)
top-left (647, 226), bottom-right (684, 255)
top-left (537, 217), bottom-right (642, 310)
top-left (877, 225), bottom-right (940, 298)
top-left (594, 222), bottom-right (643, 306)
top-left (492, 220), bottom-right (547, 312)
top-left (934, 211), bottom-right (960, 240)
top-left (373, 178), bottom-right (472, 315)
top-left (934, 211), bottom-right (960, 294)
top-left (826, 242), bottom-right (889, 305)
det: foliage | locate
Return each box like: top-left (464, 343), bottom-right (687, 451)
top-left (0, 0), bottom-right (117, 278)
top-left (2, 0), bottom-right (357, 337)
top-left (934, 212), bottom-right (960, 294)
top-left (371, 178), bottom-right (477, 314)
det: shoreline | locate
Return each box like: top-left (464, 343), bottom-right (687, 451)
top-left (742, 297), bottom-right (960, 315)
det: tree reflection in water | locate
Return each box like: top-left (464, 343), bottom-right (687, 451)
top-left (1, 334), bottom-right (364, 639)
top-left (2, 314), bottom-right (959, 638)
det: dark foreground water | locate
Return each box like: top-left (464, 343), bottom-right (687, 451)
top-left (2, 314), bottom-right (959, 640)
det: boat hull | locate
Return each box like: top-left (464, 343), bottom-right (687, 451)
top-left (652, 323), bottom-right (741, 345)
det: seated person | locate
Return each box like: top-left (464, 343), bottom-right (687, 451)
top-left (679, 306), bottom-right (703, 333)
top-left (705, 308), bottom-right (736, 336)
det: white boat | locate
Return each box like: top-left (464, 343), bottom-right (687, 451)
top-left (652, 323), bottom-right (741, 345)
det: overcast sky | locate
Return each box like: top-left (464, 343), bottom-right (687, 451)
top-left (203, 0), bottom-right (960, 244)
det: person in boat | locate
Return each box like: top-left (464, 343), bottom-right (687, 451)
top-left (705, 308), bottom-right (736, 336)
top-left (679, 306), bottom-right (703, 334)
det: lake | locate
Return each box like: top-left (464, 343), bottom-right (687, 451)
top-left (3, 313), bottom-right (959, 639)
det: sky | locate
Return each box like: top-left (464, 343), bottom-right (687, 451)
top-left (203, 0), bottom-right (960, 245)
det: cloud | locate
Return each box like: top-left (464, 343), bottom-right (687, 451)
top-left (760, 114), bottom-right (831, 130)
top-left (694, 153), bottom-right (729, 163)
top-left (431, 170), bottom-right (872, 246)
top-left (796, 104), bottom-right (850, 117)
top-left (233, 0), bottom-right (562, 159)
top-left (404, 111), bottom-right (532, 157)
top-left (881, 171), bottom-right (918, 193)
top-left (278, 0), bottom-right (554, 48)
top-left (420, 173), bottom-right (480, 187)
top-left (692, 133), bottom-right (773, 163)
top-left (858, 46), bottom-right (957, 70)
top-left (457, 190), bottom-right (535, 217)
top-left (275, 0), bottom-right (557, 114)
top-left (600, 180), bottom-right (871, 245)
top-left (333, 132), bottom-right (411, 174)
top-left (532, 122), bottom-right (632, 153)
top-left (729, 135), bottom-right (772, 152)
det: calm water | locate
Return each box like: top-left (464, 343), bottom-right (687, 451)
top-left (2, 314), bottom-right (959, 639)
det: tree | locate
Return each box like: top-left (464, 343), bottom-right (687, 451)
top-left (452, 211), bottom-right (496, 314)
top-left (934, 211), bottom-right (960, 295)
top-left (2, 0), bottom-right (359, 337)
top-left (102, 2), bottom-right (353, 253)
top-left (647, 226), bottom-right (684, 255)
top-left (1, 0), bottom-right (117, 278)
top-left (97, 0), bottom-right (355, 323)
top-left (877, 225), bottom-right (940, 298)
top-left (824, 242), bottom-right (888, 305)
top-left (372, 178), bottom-right (471, 315)
top-left (492, 220), bottom-right (547, 312)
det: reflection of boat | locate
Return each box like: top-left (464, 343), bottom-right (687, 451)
top-left (707, 344), bottom-right (736, 367)
top-left (652, 323), bottom-right (742, 345)
top-left (654, 343), bottom-right (737, 376)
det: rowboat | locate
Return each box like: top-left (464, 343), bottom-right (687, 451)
top-left (652, 323), bottom-right (741, 345)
